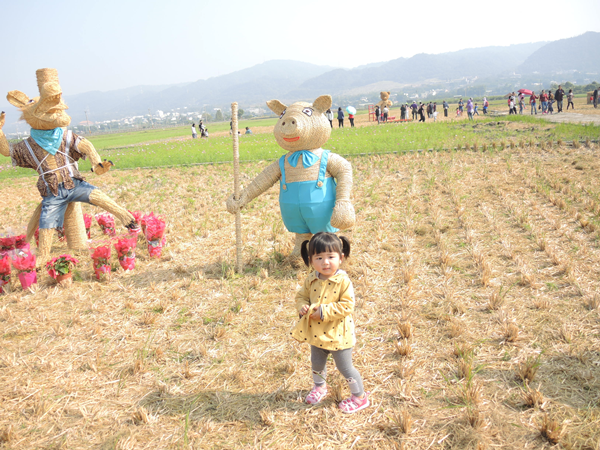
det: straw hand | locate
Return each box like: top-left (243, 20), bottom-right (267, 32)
top-left (0, 112), bottom-right (5, 130)
top-left (331, 200), bottom-right (356, 230)
top-left (226, 190), bottom-right (248, 214)
top-left (93, 159), bottom-right (114, 175)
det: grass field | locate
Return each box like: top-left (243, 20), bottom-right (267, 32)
top-left (2, 113), bottom-right (599, 181)
top-left (1, 141), bottom-right (600, 448)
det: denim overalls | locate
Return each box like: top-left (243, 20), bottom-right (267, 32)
top-left (278, 150), bottom-right (338, 234)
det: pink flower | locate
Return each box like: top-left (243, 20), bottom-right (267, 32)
top-left (95, 213), bottom-right (116, 237)
top-left (12, 251), bottom-right (36, 273)
top-left (84, 214), bottom-right (93, 229)
top-left (0, 254), bottom-right (11, 276)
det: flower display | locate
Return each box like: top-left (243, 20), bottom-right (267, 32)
top-left (0, 236), bottom-right (17, 253)
top-left (95, 213), bottom-right (116, 237)
top-left (84, 214), bottom-right (93, 239)
top-left (114, 234), bottom-right (137, 271)
top-left (89, 241), bottom-right (112, 280)
top-left (46, 254), bottom-right (79, 280)
top-left (144, 214), bottom-right (166, 258)
top-left (12, 251), bottom-right (37, 289)
top-left (0, 254), bottom-right (11, 294)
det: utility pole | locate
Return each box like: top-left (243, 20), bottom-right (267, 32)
top-left (148, 109), bottom-right (154, 128)
top-left (84, 110), bottom-right (91, 135)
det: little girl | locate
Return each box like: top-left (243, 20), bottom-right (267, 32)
top-left (290, 232), bottom-right (369, 414)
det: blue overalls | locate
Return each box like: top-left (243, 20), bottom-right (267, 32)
top-left (278, 150), bottom-right (338, 234)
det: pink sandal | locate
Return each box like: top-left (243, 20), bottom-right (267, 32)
top-left (339, 392), bottom-right (370, 414)
top-left (305, 385), bottom-right (327, 405)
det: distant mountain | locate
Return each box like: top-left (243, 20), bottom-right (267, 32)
top-left (64, 60), bottom-right (336, 123)
top-left (517, 32), bottom-right (600, 74)
top-left (290, 42), bottom-right (547, 97)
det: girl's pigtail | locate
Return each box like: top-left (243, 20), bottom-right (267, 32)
top-left (339, 236), bottom-right (351, 259)
top-left (300, 240), bottom-right (311, 267)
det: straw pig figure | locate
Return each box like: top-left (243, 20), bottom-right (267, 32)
top-left (377, 91), bottom-right (393, 110)
top-left (0, 68), bottom-right (137, 266)
top-left (226, 95), bottom-right (355, 255)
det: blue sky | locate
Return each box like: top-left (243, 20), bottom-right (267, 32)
top-left (1, 0), bottom-right (599, 105)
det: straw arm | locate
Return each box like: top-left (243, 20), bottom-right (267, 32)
top-left (327, 153), bottom-right (355, 230)
top-left (226, 160), bottom-right (281, 213)
top-left (327, 153), bottom-right (353, 202)
top-left (76, 138), bottom-right (103, 169)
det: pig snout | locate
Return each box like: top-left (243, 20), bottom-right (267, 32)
top-left (279, 115), bottom-right (302, 136)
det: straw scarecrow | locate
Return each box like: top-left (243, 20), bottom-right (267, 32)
top-left (376, 91), bottom-right (393, 109)
top-left (0, 68), bottom-right (137, 266)
top-left (226, 95), bottom-right (355, 255)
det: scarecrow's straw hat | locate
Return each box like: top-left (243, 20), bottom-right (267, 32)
top-left (36, 68), bottom-right (60, 93)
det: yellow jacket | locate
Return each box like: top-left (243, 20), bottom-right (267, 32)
top-left (290, 270), bottom-right (356, 351)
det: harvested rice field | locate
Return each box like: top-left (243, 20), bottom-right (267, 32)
top-left (1, 144), bottom-right (600, 449)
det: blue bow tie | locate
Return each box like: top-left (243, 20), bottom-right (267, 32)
top-left (287, 150), bottom-right (319, 168)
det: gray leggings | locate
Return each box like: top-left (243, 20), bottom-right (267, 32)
top-left (311, 346), bottom-right (364, 396)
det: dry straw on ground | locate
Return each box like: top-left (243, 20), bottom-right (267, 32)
top-left (1, 142), bottom-right (600, 448)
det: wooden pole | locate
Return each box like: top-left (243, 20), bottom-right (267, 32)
top-left (231, 102), bottom-right (243, 273)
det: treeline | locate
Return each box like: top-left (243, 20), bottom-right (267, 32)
top-left (552, 81), bottom-right (599, 94)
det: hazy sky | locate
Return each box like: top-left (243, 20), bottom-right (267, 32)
top-left (1, 0), bottom-right (599, 113)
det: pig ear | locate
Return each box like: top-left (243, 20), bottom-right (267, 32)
top-left (312, 95), bottom-right (332, 114)
top-left (266, 99), bottom-right (287, 116)
top-left (7, 90), bottom-right (30, 108)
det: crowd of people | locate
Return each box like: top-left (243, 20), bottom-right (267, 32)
top-left (192, 86), bottom-right (597, 139)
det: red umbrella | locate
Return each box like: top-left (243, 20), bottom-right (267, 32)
top-left (518, 89), bottom-right (533, 96)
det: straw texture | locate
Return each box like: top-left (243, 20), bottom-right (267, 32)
top-left (26, 203), bottom-right (43, 243)
top-left (89, 190), bottom-right (135, 226)
top-left (37, 228), bottom-right (54, 266)
top-left (64, 203), bottom-right (88, 250)
top-left (36, 68), bottom-right (60, 93)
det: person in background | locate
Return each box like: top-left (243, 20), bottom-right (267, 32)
top-left (337, 107), bottom-right (344, 128)
top-left (547, 97), bottom-right (554, 114)
top-left (467, 98), bottom-right (474, 121)
top-left (540, 90), bottom-right (548, 114)
top-left (411, 101), bottom-right (418, 120)
top-left (400, 103), bottom-right (406, 120)
top-left (518, 96), bottom-right (525, 115)
top-left (199, 120), bottom-right (205, 134)
top-left (567, 89), bottom-right (575, 110)
top-left (201, 128), bottom-right (209, 138)
top-left (530, 91), bottom-right (538, 115)
top-left (374, 105), bottom-right (380, 123)
top-left (474, 103), bottom-right (479, 115)
top-left (555, 85), bottom-right (565, 113)
top-left (326, 109), bottom-right (334, 128)
top-left (348, 111), bottom-right (355, 127)
top-left (508, 97), bottom-right (515, 115)
top-left (191, 123), bottom-right (197, 139)
top-left (548, 90), bottom-right (554, 111)
top-left (382, 105), bottom-right (389, 122)
top-left (418, 103), bottom-right (426, 122)
top-left (483, 97), bottom-right (489, 115)
top-left (245, 127), bottom-right (253, 134)
top-left (443, 100), bottom-right (449, 117)
top-left (458, 98), bottom-right (464, 115)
